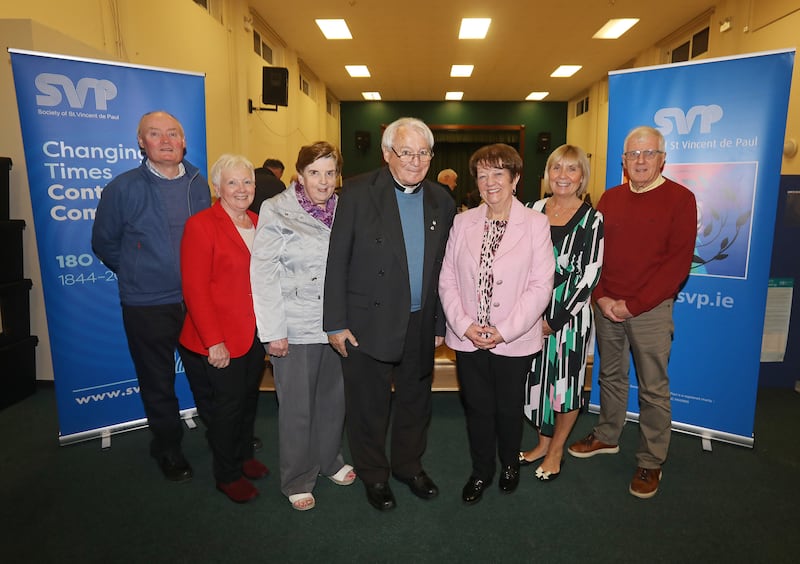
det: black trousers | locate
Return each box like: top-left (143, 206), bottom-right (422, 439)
top-left (340, 311), bottom-right (432, 484)
top-left (121, 303), bottom-right (188, 458)
top-left (179, 336), bottom-right (265, 483)
top-left (455, 349), bottom-right (533, 481)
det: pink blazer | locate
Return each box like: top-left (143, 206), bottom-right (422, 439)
top-left (179, 201), bottom-right (259, 358)
top-left (438, 198), bottom-right (554, 357)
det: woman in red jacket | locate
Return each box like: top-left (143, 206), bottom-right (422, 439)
top-left (179, 154), bottom-right (268, 503)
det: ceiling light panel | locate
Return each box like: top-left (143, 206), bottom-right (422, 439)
top-left (346, 65), bottom-right (371, 77)
top-left (361, 92), bottom-right (381, 100)
top-left (459, 18), bottom-right (491, 39)
top-left (445, 92), bottom-right (464, 100)
top-left (315, 19), bottom-right (352, 39)
top-left (593, 18), bottom-right (639, 39)
top-left (551, 65), bottom-right (582, 78)
top-left (525, 92), bottom-right (549, 101)
top-left (450, 65), bottom-right (474, 77)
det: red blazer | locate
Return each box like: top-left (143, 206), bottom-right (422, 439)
top-left (179, 201), bottom-right (259, 358)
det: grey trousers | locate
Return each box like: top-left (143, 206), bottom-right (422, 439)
top-left (593, 299), bottom-right (674, 468)
top-left (271, 343), bottom-right (346, 497)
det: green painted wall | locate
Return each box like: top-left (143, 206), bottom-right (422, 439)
top-left (340, 101), bottom-right (567, 202)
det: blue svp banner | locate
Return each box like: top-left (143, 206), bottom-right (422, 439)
top-left (10, 50), bottom-right (207, 443)
top-left (593, 50), bottom-right (795, 446)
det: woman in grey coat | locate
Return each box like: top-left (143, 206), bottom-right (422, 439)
top-left (251, 142), bottom-right (355, 511)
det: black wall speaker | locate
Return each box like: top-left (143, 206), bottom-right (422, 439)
top-left (262, 67), bottom-right (289, 106)
top-left (355, 131), bottom-right (371, 152)
top-left (537, 131), bottom-right (551, 154)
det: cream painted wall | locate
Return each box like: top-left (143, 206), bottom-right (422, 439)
top-left (566, 0), bottom-right (800, 200)
top-left (0, 1), bottom-right (341, 380)
top-left (565, 80), bottom-right (610, 205)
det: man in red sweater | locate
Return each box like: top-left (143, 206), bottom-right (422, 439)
top-left (568, 126), bottom-right (696, 499)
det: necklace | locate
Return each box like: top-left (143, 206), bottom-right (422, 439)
top-left (549, 200), bottom-right (581, 217)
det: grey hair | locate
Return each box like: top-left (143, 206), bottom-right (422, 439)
top-left (209, 154), bottom-right (255, 187)
top-left (624, 126), bottom-right (666, 153)
top-left (381, 117), bottom-right (434, 151)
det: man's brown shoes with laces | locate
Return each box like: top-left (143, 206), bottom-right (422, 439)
top-left (629, 466), bottom-right (662, 499)
top-left (567, 433), bottom-right (620, 458)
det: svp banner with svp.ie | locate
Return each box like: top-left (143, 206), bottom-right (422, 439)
top-left (592, 49), bottom-right (795, 447)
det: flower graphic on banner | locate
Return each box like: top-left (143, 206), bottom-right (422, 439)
top-left (664, 162), bottom-right (757, 278)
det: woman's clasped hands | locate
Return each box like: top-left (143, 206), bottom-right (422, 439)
top-left (465, 323), bottom-right (505, 350)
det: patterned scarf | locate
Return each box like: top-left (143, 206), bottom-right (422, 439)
top-left (294, 182), bottom-right (336, 228)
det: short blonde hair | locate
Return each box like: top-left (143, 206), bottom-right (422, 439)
top-left (543, 144), bottom-right (591, 197)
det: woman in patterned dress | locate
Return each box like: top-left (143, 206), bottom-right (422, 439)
top-left (520, 144), bottom-right (604, 481)
top-left (439, 144), bottom-right (554, 505)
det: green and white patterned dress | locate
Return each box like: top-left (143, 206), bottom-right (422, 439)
top-left (523, 199), bottom-right (604, 435)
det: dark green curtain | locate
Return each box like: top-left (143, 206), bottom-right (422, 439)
top-left (430, 130), bottom-right (522, 206)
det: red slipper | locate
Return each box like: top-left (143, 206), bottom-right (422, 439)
top-left (243, 458), bottom-right (270, 480)
top-left (217, 477), bottom-right (259, 503)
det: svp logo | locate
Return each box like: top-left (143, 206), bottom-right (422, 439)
top-left (35, 73), bottom-right (118, 110)
top-left (654, 105), bottom-right (723, 135)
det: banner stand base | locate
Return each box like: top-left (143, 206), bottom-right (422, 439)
top-left (588, 403), bottom-right (754, 449)
top-left (183, 413), bottom-right (197, 429)
top-left (59, 407), bottom-right (199, 447)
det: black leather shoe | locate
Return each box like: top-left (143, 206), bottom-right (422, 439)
top-left (395, 471), bottom-right (439, 500)
top-left (365, 482), bottom-right (396, 511)
top-left (252, 436), bottom-right (263, 452)
top-left (156, 452), bottom-right (193, 483)
top-left (462, 476), bottom-right (489, 505)
top-left (499, 465), bottom-right (520, 493)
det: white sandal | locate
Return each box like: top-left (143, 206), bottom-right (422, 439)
top-left (288, 493), bottom-right (315, 511)
top-left (327, 464), bottom-right (356, 486)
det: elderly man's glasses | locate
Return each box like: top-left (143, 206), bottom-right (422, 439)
top-left (623, 149), bottom-right (664, 161)
top-left (391, 147), bottom-right (434, 163)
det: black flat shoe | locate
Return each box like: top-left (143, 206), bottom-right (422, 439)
top-left (462, 476), bottom-right (490, 505)
top-left (499, 465), bottom-right (520, 493)
top-left (395, 471), bottom-right (439, 500)
top-left (518, 451), bottom-right (544, 467)
top-left (365, 482), bottom-right (396, 511)
top-left (535, 458), bottom-right (564, 482)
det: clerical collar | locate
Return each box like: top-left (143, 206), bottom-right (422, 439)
top-left (392, 176), bottom-right (422, 194)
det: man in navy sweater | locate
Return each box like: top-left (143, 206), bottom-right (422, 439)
top-left (92, 111), bottom-right (211, 482)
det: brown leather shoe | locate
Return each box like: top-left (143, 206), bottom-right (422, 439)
top-left (567, 433), bottom-right (620, 458)
top-left (629, 466), bottom-right (662, 499)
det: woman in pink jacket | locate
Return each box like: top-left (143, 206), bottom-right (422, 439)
top-left (439, 144), bottom-right (554, 505)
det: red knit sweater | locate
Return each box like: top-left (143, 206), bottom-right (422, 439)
top-left (593, 178), bottom-right (697, 316)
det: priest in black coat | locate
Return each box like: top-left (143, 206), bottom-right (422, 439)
top-left (324, 117), bottom-right (456, 511)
